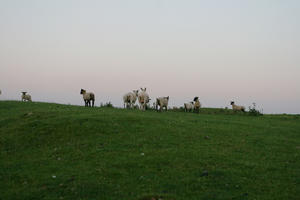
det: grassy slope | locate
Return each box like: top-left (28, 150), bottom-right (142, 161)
top-left (0, 101), bottom-right (299, 200)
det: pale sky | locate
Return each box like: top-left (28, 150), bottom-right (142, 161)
top-left (0, 0), bottom-right (299, 114)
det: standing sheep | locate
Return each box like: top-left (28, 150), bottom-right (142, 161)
top-left (184, 102), bottom-right (194, 112)
top-left (123, 90), bottom-right (139, 108)
top-left (138, 88), bottom-right (150, 111)
top-left (21, 92), bottom-right (32, 102)
top-left (80, 89), bottom-right (95, 107)
top-left (194, 97), bottom-right (202, 113)
top-left (156, 96), bottom-right (169, 112)
top-left (231, 101), bottom-right (245, 112)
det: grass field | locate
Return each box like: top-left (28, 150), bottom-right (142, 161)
top-left (0, 101), bottom-right (299, 200)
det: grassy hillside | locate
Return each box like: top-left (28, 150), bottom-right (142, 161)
top-left (0, 101), bottom-right (299, 200)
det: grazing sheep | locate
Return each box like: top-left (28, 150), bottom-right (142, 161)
top-left (231, 101), bottom-right (245, 112)
top-left (156, 96), bottom-right (169, 112)
top-left (123, 90), bottom-right (139, 108)
top-left (21, 92), bottom-right (32, 102)
top-left (80, 89), bottom-right (95, 107)
top-left (138, 88), bottom-right (150, 111)
top-left (193, 97), bottom-right (202, 113)
top-left (184, 102), bottom-right (194, 112)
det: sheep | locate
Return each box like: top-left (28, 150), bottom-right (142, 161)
top-left (123, 90), bottom-right (139, 108)
top-left (80, 89), bottom-right (95, 107)
top-left (184, 102), bottom-right (194, 112)
top-left (230, 101), bottom-right (245, 112)
top-left (193, 97), bottom-right (202, 113)
top-left (138, 87), bottom-right (149, 111)
top-left (21, 92), bottom-right (32, 102)
top-left (156, 96), bottom-right (169, 112)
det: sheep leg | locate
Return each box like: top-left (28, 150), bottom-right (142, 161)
top-left (91, 100), bottom-right (94, 107)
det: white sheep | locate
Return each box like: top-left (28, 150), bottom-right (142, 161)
top-left (193, 97), bottom-right (202, 113)
top-left (156, 96), bottom-right (169, 112)
top-left (138, 88), bottom-right (149, 111)
top-left (123, 90), bottom-right (139, 108)
top-left (80, 89), bottom-right (95, 107)
top-left (184, 102), bottom-right (194, 112)
top-left (21, 92), bottom-right (32, 102)
top-left (230, 101), bottom-right (245, 112)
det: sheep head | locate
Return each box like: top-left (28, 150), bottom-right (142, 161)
top-left (133, 90), bottom-right (139, 96)
top-left (22, 92), bottom-right (27, 95)
top-left (230, 101), bottom-right (235, 105)
top-left (194, 97), bottom-right (199, 101)
top-left (80, 89), bottom-right (86, 94)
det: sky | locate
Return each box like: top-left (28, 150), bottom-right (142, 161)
top-left (0, 0), bottom-right (299, 114)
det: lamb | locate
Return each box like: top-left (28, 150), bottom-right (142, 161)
top-left (80, 89), bottom-right (95, 107)
top-left (193, 97), bottom-right (202, 113)
top-left (230, 101), bottom-right (245, 112)
top-left (138, 88), bottom-right (150, 111)
top-left (123, 90), bottom-right (139, 108)
top-left (156, 96), bottom-right (169, 112)
top-left (184, 102), bottom-right (194, 112)
top-left (21, 92), bottom-right (32, 102)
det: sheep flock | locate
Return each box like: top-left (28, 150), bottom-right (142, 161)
top-left (0, 88), bottom-right (248, 113)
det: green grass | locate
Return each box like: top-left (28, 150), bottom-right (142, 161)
top-left (0, 101), bottom-right (299, 200)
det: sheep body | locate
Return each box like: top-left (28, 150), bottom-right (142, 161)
top-left (123, 90), bottom-right (138, 108)
top-left (21, 92), bottom-right (32, 102)
top-left (184, 102), bottom-right (194, 112)
top-left (231, 101), bottom-right (245, 112)
top-left (138, 88), bottom-right (149, 111)
top-left (156, 96), bottom-right (169, 112)
top-left (80, 89), bottom-right (95, 107)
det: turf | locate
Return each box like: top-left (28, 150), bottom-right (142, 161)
top-left (0, 101), bottom-right (299, 200)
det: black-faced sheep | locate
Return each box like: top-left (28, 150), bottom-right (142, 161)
top-left (194, 97), bottom-right (202, 113)
top-left (123, 90), bottom-right (139, 108)
top-left (230, 101), bottom-right (245, 112)
top-left (156, 96), bottom-right (169, 112)
top-left (21, 92), bottom-right (32, 102)
top-left (80, 89), bottom-right (95, 107)
top-left (138, 88), bottom-right (149, 111)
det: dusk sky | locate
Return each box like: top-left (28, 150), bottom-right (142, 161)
top-left (1, 0), bottom-right (299, 113)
